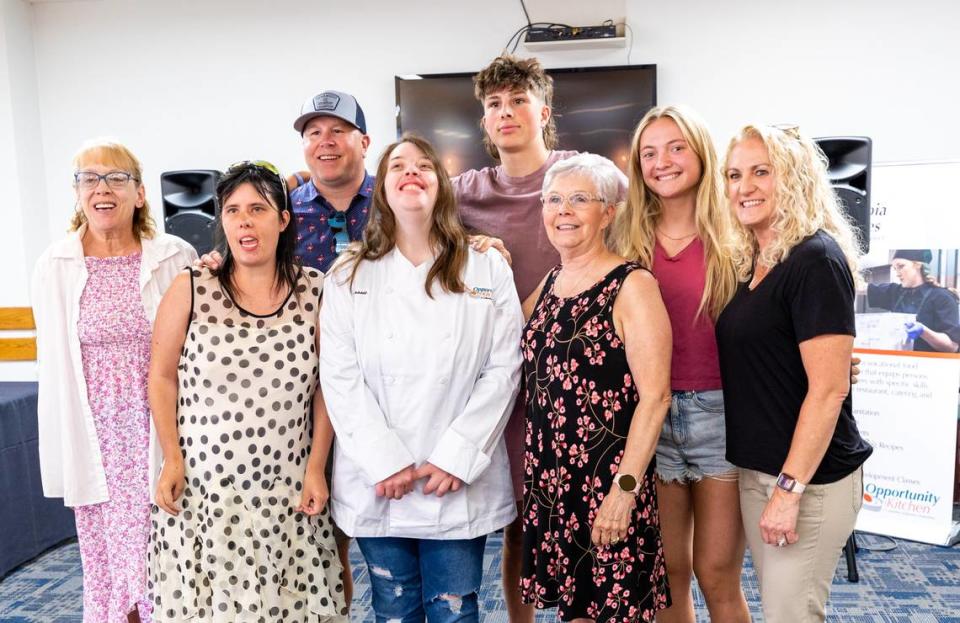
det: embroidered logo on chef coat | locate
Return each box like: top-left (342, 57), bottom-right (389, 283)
top-left (467, 286), bottom-right (494, 300)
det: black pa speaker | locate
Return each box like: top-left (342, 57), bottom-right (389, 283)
top-left (160, 169), bottom-right (221, 256)
top-left (814, 137), bottom-right (871, 253)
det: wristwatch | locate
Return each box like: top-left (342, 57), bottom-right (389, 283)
top-left (776, 472), bottom-right (806, 495)
top-left (614, 473), bottom-right (640, 495)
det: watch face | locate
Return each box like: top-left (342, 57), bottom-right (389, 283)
top-left (777, 473), bottom-right (796, 491)
top-left (618, 474), bottom-right (637, 492)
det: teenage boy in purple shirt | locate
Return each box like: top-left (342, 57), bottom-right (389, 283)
top-left (453, 54), bottom-right (624, 623)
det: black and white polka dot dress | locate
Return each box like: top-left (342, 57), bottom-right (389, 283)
top-left (149, 267), bottom-right (347, 622)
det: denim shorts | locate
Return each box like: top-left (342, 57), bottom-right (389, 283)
top-left (655, 389), bottom-right (737, 483)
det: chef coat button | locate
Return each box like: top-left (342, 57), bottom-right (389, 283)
top-left (386, 286), bottom-right (394, 294)
top-left (386, 332), bottom-right (394, 339)
top-left (443, 332), bottom-right (452, 340)
top-left (439, 377), bottom-right (448, 385)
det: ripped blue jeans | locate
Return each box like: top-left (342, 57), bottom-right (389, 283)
top-left (356, 535), bottom-right (486, 623)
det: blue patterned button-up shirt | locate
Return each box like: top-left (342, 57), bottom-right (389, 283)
top-left (289, 172), bottom-right (374, 272)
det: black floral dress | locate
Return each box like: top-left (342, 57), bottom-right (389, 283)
top-left (519, 262), bottom-right (670, 622)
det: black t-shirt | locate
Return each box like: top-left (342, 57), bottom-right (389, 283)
top-left (716, 230), bottom-right (873, 484)
top-left (867, 282), bottom-right (960, 353)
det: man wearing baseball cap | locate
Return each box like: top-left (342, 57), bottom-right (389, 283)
top-left (291, 90), bottom-right (372, 609)
top-left (290, 90), bottom-right (374, 273)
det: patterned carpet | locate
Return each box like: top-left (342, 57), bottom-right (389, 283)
top-left (1, 532), bottom-right (958, 622)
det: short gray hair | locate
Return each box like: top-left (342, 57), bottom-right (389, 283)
top-left (542, 152), bottom-right (625, 206)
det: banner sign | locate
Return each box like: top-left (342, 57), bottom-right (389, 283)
top-left (853, 162), bottom-right (960, 545)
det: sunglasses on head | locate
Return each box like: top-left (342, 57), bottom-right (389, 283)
top-left (770, 123), bottom-right (801, 140)
top-left (226, 160), bottom-right (289, 211)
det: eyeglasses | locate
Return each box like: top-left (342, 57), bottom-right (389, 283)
top-left (329, 212), bottom-right (351, 254)
top-left (226, 160), bottom-right (289, 211)
top-left (541, 192), bottom-right (604, 211)
top-left (74, 171), bottom-right (139, 189)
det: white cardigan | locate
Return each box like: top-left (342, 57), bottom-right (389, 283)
top-left (320, 247), bottom-right (523, 538)
top-left (30, 225), bottom-right (197, 507)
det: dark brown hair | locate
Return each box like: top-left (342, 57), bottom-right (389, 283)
top-left (213, 163), bottom-right (300, 305)
top-left (339, 134), bottom-right (468, 297)
top-left (473, 54), bottom-right (557, 160)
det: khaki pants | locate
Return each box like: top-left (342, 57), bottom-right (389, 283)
top-left (739, 467), bottom-right (862, 623)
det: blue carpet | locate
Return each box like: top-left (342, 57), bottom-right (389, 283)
top-left (1, 532), bottom-right (958, 621)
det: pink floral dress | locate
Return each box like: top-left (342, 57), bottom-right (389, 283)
top-left (75, 252), bottom-right (153, 622)
top-left (520, 262), bottom-right (670, 622)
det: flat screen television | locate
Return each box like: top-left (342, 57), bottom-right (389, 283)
top-left (395, 64), bottom-right (657, 176)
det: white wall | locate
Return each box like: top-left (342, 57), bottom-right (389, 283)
top-left (26, 0), bottom-right (960, 246)
top-left (0, 0), bottom-right (42, 380)
top-left (1, 0), bottom-right (44, 306)
top-left (2, 0), bottom-right (958, 379)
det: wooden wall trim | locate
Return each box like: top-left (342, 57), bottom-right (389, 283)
top-left (0, 338), bottom-right (37, 361)
top-left (0, 307), bottom-right (36, 330)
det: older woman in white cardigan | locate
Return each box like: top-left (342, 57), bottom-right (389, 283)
top-left (31, 139), bottom-right (195, 622)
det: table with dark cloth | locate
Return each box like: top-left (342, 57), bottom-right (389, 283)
top-left (0, 382), bottom-right (75, 578)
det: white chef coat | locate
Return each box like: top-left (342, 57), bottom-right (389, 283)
top-left (30, 224), bottom-right (197, 507)
top-left (320, 246), bottom-right (522, 538)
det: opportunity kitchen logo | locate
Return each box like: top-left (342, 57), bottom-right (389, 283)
top-left (863, 482), bottom-right (940, 517)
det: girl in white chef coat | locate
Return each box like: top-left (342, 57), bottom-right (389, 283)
top-left (320, 134), bottom-right (523, 622)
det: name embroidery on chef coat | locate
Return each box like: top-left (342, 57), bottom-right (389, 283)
top-left (467, 286), bottom-right (494, 300)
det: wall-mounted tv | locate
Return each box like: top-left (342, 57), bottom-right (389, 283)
top-left (395, 64), bottom-right (657, 176)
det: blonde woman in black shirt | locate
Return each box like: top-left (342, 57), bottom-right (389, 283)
top-left (715, 125), bottom-right (872, 623)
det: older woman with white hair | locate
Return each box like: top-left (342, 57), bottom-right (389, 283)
top-left (519, 153), bottom-right (672, 622)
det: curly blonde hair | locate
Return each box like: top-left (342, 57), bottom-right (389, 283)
top-left (724, 125), bottom-right (862, 283)
top-left (613, 105), bottom-right (739, 320)
top-left (70, 138), bottom-right (156, 239)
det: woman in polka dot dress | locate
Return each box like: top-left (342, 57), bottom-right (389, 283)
top-left (147, 162), bottom-right (347, 622)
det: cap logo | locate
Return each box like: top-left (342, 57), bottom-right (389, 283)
top-left (314, 93), bottom-right (341, 112)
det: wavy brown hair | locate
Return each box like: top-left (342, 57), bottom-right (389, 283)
top-left (473, 54), bottom-right (557, 161)
top-left (70, 139), bottom-right (156, 239)
top-left (336, 134), bottom-right (469, 298)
